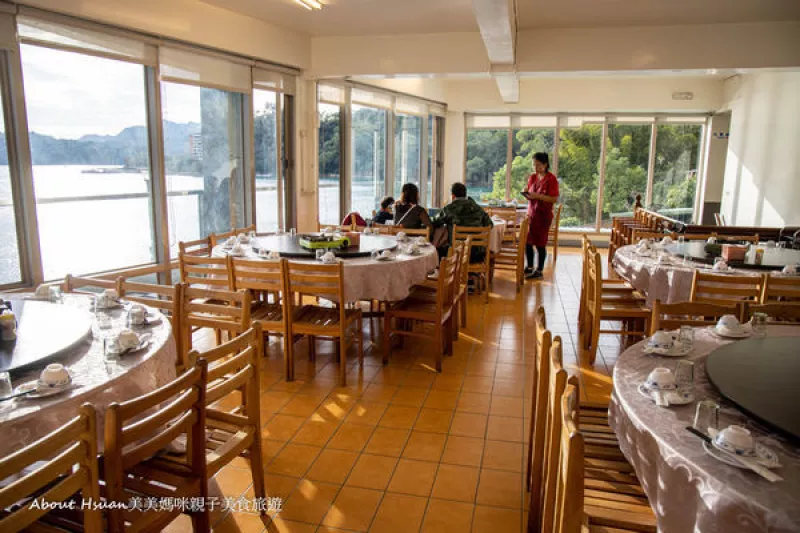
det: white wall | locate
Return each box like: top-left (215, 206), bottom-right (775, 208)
top-left (720, 72), bottom-right (800, 227)
top-left (349, 77), bottom-right (447, 103)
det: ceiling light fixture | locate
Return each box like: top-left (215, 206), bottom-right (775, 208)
top-left (294, 0), bottom-right (322, 10)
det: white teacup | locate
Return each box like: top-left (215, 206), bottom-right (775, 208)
top-left (322, 251), bottom-right (337, 264)
top-left (712, 260), bottom-right (729, 272)
top-left (104, 289), bottom-right (118, 301)
top-left (380, 250), bottom-right (393, 259)
top-left (649, 331), bottom-right (675, 350)
top-left (116, 329), bottom-right (141, 351)
top-left (35, 284), bottom-right (51, 298)
top-left (408, 243), bottom-right (420, 255)
top-left (782, 264), bottom-right (797, 275)
top-left (716, 314), bottom-right (742, 332)
top-left (637, 239), bottom-right (651, 250)
top-left (40, 363), bottom-right (71, 387)
top-left (267, 251), bottom-right (281, 260)
top-left (645, 367), bottom-right (676, 390)
top-left (129, 305), bottom-right (146, 325)
top-left (230, 243), bottom-right (244, 256)
top-left (396, 232), bottom-right (408, 242)
top-left (660, 236), bottom-right (673, 245)
top-left (415, 237), bottom-right (427, 246)
top-left (237, 232), bottom-right (249, 244)
top-left (714, 425), bottom-right (755, 455)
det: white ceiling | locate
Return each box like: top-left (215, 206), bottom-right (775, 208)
top-left (200, 0), bottom-right (478, 37)
top-left (202, 0), bottom-right (800, 37)
top-left (517, 0), bottom-right (800, 29)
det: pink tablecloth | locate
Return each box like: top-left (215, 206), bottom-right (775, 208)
top-left (610, 326), bottom-right (800, 533)
top-left (0, 295), bottom-right (177, 456)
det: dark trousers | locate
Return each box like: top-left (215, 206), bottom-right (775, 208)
top-left (526, 244), bottom-right (547, 271)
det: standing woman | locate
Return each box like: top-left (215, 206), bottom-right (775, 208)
top-left (522, 152), bottom-right (559, 279)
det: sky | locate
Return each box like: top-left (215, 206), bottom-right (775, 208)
top-left (20, 44), bottom-right (200, 139)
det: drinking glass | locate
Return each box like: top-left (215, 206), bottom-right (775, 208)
top-left (289, 228), bottom-right (297, 238)
top-left (0, 372), bottom-right (12, 397)
top-left (675, 360), bottom-right (694, 387)
top-left (693, 400), bottom-right (719, 433)
top-left (371, 250), bottom-right (380, 261)
top-left (316, 249), bottom-right (326, 261)
top-left (48, 285), bottom-right (63, 304)
top-left (678, 325), bottom-right (695, 348)
top-left (777, 241), bottom-right (787, 249)
top-left (678, 236), bottom-right (685, 245)
top-left (751, 312), bottom-right (768, 338)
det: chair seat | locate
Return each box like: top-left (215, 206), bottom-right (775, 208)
top-left (291, 305), bottom-right (360, 333)
top-left (585, 499), bottom-right (657, 532)
top-left (251, 303), bottom-right (285, 325)
top-left (600, 301), bottom-right (650, 317)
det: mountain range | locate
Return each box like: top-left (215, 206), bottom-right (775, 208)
top-left (0, 121), bottom-right (200, 166)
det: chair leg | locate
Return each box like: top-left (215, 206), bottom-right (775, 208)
top-left (249, 433), bottom-right (267, 514)
top-left (357, 317), bottom-right (364, 367)
top-left (339, 336), bottom-right (348, 386)
top-left (285, 332), bottom-right (295, 382)
top-left (190, 508), bottom-right (210, 533)
top-left (452, 307), bottom-right (459, 342)
top-left (309, 336), bottom-right (316, 362)
top-left (434, 328), bottom-right (443, 373)
top-left (382, 314), bottom-right (391, 365)
top-left (587, 320), bottom-right (600, 364)
top-left (460, 295), bottom-right (467, 328)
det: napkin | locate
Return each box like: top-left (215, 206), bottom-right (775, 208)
top-left (322, 251), bottom-right (337, 264)
top-left (396, 232), bottom-right (407, 241)
top-left (712, 260), bottom-right (729, 272)
top-left (782, 265), bottom-right (797, 275)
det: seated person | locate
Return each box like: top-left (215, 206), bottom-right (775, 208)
top-left (431, 182), bottom-right (493, 262)
top-left (373, 196), bottom-right (395, 225)
top-left (394, 183), bottom-right (432, 229)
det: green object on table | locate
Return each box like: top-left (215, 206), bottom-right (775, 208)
top-left (704, 243), bottom-right (722, 257)
top-left (297, 234), bottom-right (350, 249)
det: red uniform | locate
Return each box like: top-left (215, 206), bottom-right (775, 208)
top-left (526, 172), bottom-right (559, 247)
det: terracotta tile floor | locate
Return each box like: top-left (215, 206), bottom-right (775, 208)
top-left (166, 247), bottom-right (622, 533)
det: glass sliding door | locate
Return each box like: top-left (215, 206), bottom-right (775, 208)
top-left (465, 128), bottom-right (507, 202)
top-left (20, 44), bottom-right (155, 280)
top-left (557, 123), bottom-right (602, 229)
top-left (351, 104), bottom-right (386, 218)
top-left (253, 89), bottom-right (280, 232)
top-left (318, 102), bottom-right (341, 226)
top-left (393, 113), bottom-right (422, 199)
top-left (162, 82), bottom-right (245, 254)
top-left (601, 124), bottom-right (651, 227)
top-left (0, 60), bottom-right (22, 285)
top-left (653, 124), bottom-right (703, 220)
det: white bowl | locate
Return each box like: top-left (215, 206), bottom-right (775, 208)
top-left (103, 289), bottom-right (118, 301)
top-left (645, 367), bottom-right (676, 390)
top-left (40, 363), bottom-right (71, 387)
top-left (782, 265), bottom-right (797, 275)
top-left (717, 314), bottom-right (741, 331)
top-left (649, 331), bottom-right (675, 350)
top-left (35, 284), bottom-right (51, 297)
top-left (714, 425), bottom-right (755, 455)
top-left (116, 329), bottom-right (141, 351)
top-left (129, 305), bottom-right (146, 325)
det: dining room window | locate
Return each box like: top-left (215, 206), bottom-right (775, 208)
top-left (601, 123), bottom-right (652, 228)
top-left (318, 102), bottom-right (342, 226)
top-left (20, 44), bottom-right (156, 280)
top-left (253, 88), bottom-right (281, 232)
top-left (558, 121), bottom-right (603, 230)
top-left (393, 113), bottom-right (422, 200)
top-left (0, 57), bottom-right (23, 286)
top-left (465, 128), bottom-right (508, 202)
top-left (351, 104), bottom-right (387, 218)
top-left (653, 123), bottom-right (704, 221)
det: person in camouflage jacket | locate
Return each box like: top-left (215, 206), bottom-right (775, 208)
top-left (431, 182), bottom-right (493, 262)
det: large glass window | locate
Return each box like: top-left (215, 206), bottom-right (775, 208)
top-left (162, 82), bottom-right (245, 254)
top-left (558, 124), bottom-right (602, 229)
top-left (351, 104), bottom-right (386, 218)
top-left (393, 114), bottom-right (421, 199)
top-left (318, 103), bottom-right (341, 226)
top-left (601, 124), bottom-right (651, 227)
top-left (465, 129), bottom-right (507, 202)
top-left (653, 124), bottom-right (703, 220)
top-left (21, 45), bottom-right (154, 280)
top-left (0, 68), bottom-right (22, 285)
top-left (254, 89), bottom-right (280, 232)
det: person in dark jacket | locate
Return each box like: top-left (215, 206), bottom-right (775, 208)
top-left (431, 182), bottom-right (493, 261)
top-left (373, 196), bottom-right (395, 225)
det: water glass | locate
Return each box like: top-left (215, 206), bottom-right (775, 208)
top-left (678, 236), bottom-right (685, 245)
top-left (289, 228), bottom-right (297, 238)
top-left (751, 312), bottom-right (768, 338)
top-left (48, 285), bottom-right (63, 304)
top-left (316, 249), bottom-right (326, 261)
top-left (0, 372), bottom-right (12, 397)
top-left (678, 325), bottom-right (695, 347)
top-left (675, 360), bottom-right (694, 387)
top-left (777, 241), bottom-right (787, 249)
top-left (693, 400), bottom-right (719, 433)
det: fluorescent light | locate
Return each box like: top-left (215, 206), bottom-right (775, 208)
top-left (294, 0), bottom-right (322, 9)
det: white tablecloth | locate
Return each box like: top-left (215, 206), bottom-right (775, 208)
top-left (489, 219), bottom-right (507, 254)
top-left (610, 326), bottom-right (800, 533)
top-left (0, 295), bottom-right (177, 457)
top-left (214, 241), bottom-right (439, 302)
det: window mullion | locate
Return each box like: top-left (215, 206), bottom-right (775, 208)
top-left (595, 120), bottom-right (609, 232)
top-left (342, 89), bottom-right (352, 217)
top-left (275, 94), bottom-right (284, 230)
top-left (505, 128), bottom-right (513, 202)
top-left (646, 122), bottom-right (657, 207)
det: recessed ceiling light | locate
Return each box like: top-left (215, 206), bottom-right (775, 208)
top-left (294, 0), bottom-right (323, 9)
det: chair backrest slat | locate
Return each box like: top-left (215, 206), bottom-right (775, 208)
top-left (690, 271), bottom-right (765, 305)
top-left (179, 254), bottom-right (233, 289)
top-left (761, 275), bottom-right (800, 303)
top-left (527, 305), bottom-right (553, 530)
top-left (650, 299), bottom-right (744, 334)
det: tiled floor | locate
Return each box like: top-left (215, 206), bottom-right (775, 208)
top-left (167, 247), bottom-right (622, 533)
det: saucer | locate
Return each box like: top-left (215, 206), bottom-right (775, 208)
top-left (131, 313), bottom-right (162, 327)
top-left (710, 325), bottom-right (751, 339)
top-left (15, 380), bottom-right (74, 399)
top-left (404, 249), bottom-right (423, 256)
top-left (375, 255), bottom-right (396, 262)
top-left (637, 384), bottom-right (694, 405)
top-left (703, 439), bottom-right (781, 469)
top-left (95, 300), bottom-right (123, 310)
top-left (643, 342), bottom-right (693, 357)
top-left (107, 337), bottom-right (151, 356)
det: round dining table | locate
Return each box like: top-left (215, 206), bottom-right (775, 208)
top-left (611, 244), bottom-right (768, 306)
top-left (0, 294), bottom-right (177, 457)
top-left (214, 235), bottom-right (440, 303)
top-left (610, 325), bottom-right (800, 533)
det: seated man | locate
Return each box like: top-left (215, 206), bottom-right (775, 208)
top-left (431, 182), bottom-right (493, 262)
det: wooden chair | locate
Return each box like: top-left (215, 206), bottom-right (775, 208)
top-left (178, 236), bottom-right (211, 257)
top-left (118, 280), bottom-right (185, 370)
top-left (384, 252), bottom-right (458, 372)
top-left (231, 258), bottom-right (289, 366)
top-left (178, 253), bottom-right (233, 290)
top-left (527, 307), bottom-right (552, 500)
top-left (487, 206), bottom-right (519, 244)
top-left (493, 217), bottom-right (529, 290)
top-left (181, 286), bottom-right (252, 365)
top-left (760, 274), bottom-right (800, 303)
top-left (103, 361), bottom-right (209, 533)
top-left (650, 300), bottom-right (744, 335)
top-left (0, 404), bottom-right (101, 533)
top-left (689, 271), bottom-right (765, 305)
top-left (547, 203), bottom-right (563, 264)
top-left (582, 248), bottom-right (650, 364)
top-left (746, 302), bottom-right (800, 325)
top-left (453, 225), bottom-right (492, 302)
top-left (370, 225), bottom-right (392, 235)
top-left (210, 224), bottom-right (257, 247)
top-left (631, 230), bottom-right (676, 243)
top-left (284, 261), bottom-right (363, 385)
top-left (191, 325), bottom-right (266, 513)
top-left (542, 382), bottom-right (657, 533)
top-left (62, 274), bottom-right (118, 294)
top-left (389, 225), bottom-right (431, 241)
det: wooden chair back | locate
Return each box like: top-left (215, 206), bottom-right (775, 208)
top-left (552, 382), bottom-right (584, 533)
top-left (631, 230), bottom-right (676, 242)
top-left (486, 206), bottom-right (517, 223)
top-left (547, 204), bottom-right (563, 262)
top-left (103, 362), bottom-right (208, 533)
top-left (541, 337), bottom-right (569, 533)
top-left (370, 225), bottom-right (392, 235)
top-left (179, 253), bottom-right (232, 289)
top-left (746, 303), bottom-right (800, 325)
top-left (192, 324), bottom-right (263, 476)
top-left (179, 236), bottom-right (212, 257)
top-left (760, 274), bottom-right (800, 303)
top-left (118, 281), bottom-right (184, 365)
top-left (453, 225), bottom-right (492, 301)
top-left (527, 306), bottom-right (552, 528)
top-left (62, 274), bottom-right (119, 294)
top-left (679, 233), bottom-right (716, 241)
top-left (389, 225), bottom-right (431, 241)
top-left (231, 257), bottom-right (286, 301)
top-left (494, 217), bottom-right (529, 289)
top-left (0, 404), bottom-right (101, 533)
top-left (436, 252), bottom-right (459, 317)
top-left (285, 260), bottom-right (345, 306)
top-left (181, 286), bottom-right (252, 359)
top-left (689, 271), bottom-right (765, 305)
top-left (650, 299), bottom-right (744, 335)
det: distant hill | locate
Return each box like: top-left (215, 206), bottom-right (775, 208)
top-left (0, 121), bottom-right (200, 166)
